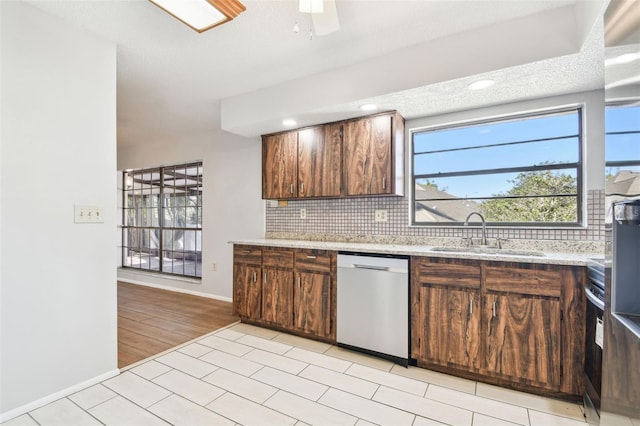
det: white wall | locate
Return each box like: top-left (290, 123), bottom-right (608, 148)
top-left (117, 129), bottom-right (264, 300)
top-left (1, 1), bottom-right (118, 420)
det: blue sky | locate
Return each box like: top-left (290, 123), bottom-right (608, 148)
top-left (413, 106), bottom-right (640, 200)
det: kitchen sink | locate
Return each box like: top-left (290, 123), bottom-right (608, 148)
top-left (430, 246), bottom-right (545, 257)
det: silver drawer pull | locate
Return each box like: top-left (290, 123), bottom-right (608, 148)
top-left (306, 255), bottom-right (317, 259)
top-left (492, 301), bottom-right (497, 317)
top-left (469, 296), bottom-right (473, 315)
top-left (353, 264), bottom-right (389, 271)
top-left (290, 183), bottom-right (294, 194)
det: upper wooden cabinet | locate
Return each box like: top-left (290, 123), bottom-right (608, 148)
top-left (261, 111), bottom-right (404, 200)
top-left (262, 132), bottom-right (298, 199)
top-left (343, 112), bottom-right (404, 196)
top-left (298, 124), bottom-right (342, 198)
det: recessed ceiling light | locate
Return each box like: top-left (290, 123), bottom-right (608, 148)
top-left (282, 119), bottom-right (297, 127)
top-left (360, 104), bottom-right (377, 111)
top-left (605, 52), bottom-right (640, 67)
top-left (468, 79), bottom-right (495, 90)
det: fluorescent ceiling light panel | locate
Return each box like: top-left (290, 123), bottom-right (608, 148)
top-left (149, 0), bottom-right (246, 33)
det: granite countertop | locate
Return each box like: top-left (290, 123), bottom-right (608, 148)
top-left (229, 238), bottom-right (598, 266)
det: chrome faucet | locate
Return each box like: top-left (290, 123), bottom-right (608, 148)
top-left (464, 212), bottom-right (488, 246)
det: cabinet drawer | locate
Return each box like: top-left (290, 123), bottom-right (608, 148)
top-left (416, 258), bottom-right (481, 289)
top-left (263, 248), bottom-right (294, 268)
top-left (295, 250), bottom-right (332, 273)
top-left (484, 266), bottom-right (562, 297)
top-left (234, 245), bottom-right (262, 265)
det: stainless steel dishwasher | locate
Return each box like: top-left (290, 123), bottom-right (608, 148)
top-left (337, 253), bottom-right (409, 366)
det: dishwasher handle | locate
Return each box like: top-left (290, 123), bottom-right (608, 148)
top-left (352, 264), bottom-right (390, 271)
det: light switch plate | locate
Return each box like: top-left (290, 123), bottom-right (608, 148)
top-left (300, 208), bottom-right (307, 219)
top-left (74, 205), bottom-right (104, 223)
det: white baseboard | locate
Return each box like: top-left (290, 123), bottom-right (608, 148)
top-left (0, 369), bottom-right (120, 423)
top-left (118, 277), bottom-right (233, 303)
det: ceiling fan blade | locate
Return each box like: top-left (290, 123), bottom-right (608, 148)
top-left (311, 0), bottom-right (340, 35)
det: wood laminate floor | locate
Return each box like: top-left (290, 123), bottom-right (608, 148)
top-left (117, 281), bottom-right (239, 368)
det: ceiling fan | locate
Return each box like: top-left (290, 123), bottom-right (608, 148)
top-left (295, 0), bottom-right (340, 38)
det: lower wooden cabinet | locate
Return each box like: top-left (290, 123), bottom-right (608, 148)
top-left (484, 292), bottom-right (561, 390)
top-left (411, 256), bottom-right (585, 398)
top-left (232, 244), bottom-right (336, 342)
top-left (293, 250), bottom-right (333, 339)
top-left (412, 258), bottom-right (482, 372)
top-left (232, 246), bottom-right (262, 320)
top-left (261, 248), bottom-right (294, 328)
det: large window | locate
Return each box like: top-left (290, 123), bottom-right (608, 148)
top-left (605, 103), bottom-right (640, 204)
top-left (412, 108), bottom-right (582, 225)
top-left (122, 162), bottom-right (203, 278)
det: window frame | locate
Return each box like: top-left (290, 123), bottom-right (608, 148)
top-left (605, 101), bottom-right (640, 170)
top-left (121, 161), bottom-right (203, 279)
top-left (410, 106), bottom-right (584, 227)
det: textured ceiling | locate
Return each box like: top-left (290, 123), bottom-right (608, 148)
top-left (24, 0), bottom-right (608, 145)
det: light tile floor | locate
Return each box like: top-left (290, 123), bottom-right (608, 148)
top-left (3, 322), bottom-right (588, 426)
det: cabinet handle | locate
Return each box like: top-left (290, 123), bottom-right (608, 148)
top-left (242, 250), bottom-right (250, 254)
top-left (383, 177), bottom-right (386, 190)
top-left (290, 183), bottom-right (294, 194)
top-left (297, 275), bottom-right (301, 288)
top-left (306, 255), bottom-right (317, 259)
top-left (252, 272), bottom-right (256, 282)
top-left (469, 296), bottom-right (473, 315)
top-left (264, 273), bottom-right (267, 284)
top-left (492, 301), bottom-right (497, 317)
top-left (300, 182), bottom-right (304, 194)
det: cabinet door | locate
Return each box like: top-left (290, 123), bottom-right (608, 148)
top-left (484, 292), bottom-right (561, 391)
top-left (343, 114), bottom-right (393, 196)
top-left (414, 285), bottom-right (481, 371)
top-left (262, 132), bottom-right (298, 199)
top-left (294, 271), bottom-right (331, 338)
top-left (298, 124), bottom-right (342, 198)
top-left (262, 267), bottom-right (293, 328)
top-left (233, 264), bottom-right (262, 320)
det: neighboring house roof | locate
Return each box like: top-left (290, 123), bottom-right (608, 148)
top-left (606, 170), bottom-right (640, 198)
top-left (605, 170), bottom-right (640, 222)
top-left (414, 184), bottom-right (480, 223)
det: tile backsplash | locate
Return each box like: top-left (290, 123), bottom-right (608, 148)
top-left (265, 190), bottom-right (605, 253)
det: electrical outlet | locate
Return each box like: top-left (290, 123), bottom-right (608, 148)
top-left (300, 208), bottom-right (307, 219)
top-left (374, 209), bottom-right (388, 222)
top-left (211, 262), bottom-right (217, 271)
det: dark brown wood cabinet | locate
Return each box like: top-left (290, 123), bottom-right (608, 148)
top-left (298, 124), bottom-right (342, 198)
top-left (261, 248), bottom-right (294, 328)
top-left (232, 246), bottom-right (262, 320)
top-left (412, 258), bottom-right (481, 372)
top-left (262, 132), bottom-right (298, 199)
top-left (261, 111), bottom-right (403, 200)
top-left (411, 256), bottom-right (585, 399)
top-left (343, 112), bottom-right (403, 196)
top-left (232, 244), bottom-right (336, 342)
top-left (484, 266), bottom-right (562, 391)
top-left (293, 250), bottom-right (335, 340)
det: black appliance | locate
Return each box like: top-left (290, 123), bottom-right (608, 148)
top-left (600, 200), bottom-right (640, 426)
top-left (584, 259), bottom-right (605, 425)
